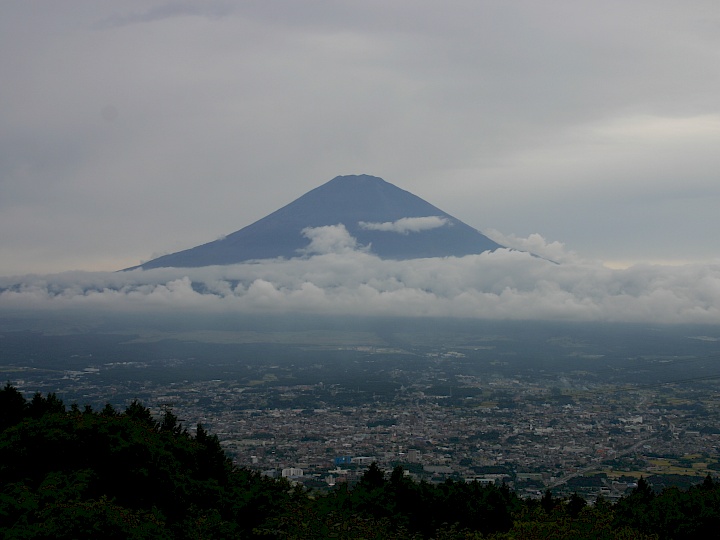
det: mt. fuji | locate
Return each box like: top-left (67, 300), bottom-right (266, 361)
top-left (130, 175), bottom-right (503, 269)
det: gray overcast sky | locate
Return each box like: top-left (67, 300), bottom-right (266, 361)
top-left (2, 0), bottom-right (720, 276)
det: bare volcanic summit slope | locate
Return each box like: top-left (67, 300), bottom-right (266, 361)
top-left (130, 174), bottom-right (503, 269)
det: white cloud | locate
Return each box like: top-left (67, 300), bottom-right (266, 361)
top-left (358, 216), bottom-right (450, 234)
top-left (2, 232), bottom-right (719, 324)
top-left (484, 229), bottom-right (579, 263)
top-left (299, 224), bottom-right (364, 255)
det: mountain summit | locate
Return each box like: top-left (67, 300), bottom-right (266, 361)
top-left (131, 175), bottom-right (503, 269)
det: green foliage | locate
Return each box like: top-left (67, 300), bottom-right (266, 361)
top-left (0, 386), bottom-right (296, 538)
top-left (299, 465), bottom-right (521, 538)
top-left (497, 504), bottom-right (659, 539)
top-left (613, 475), bottom-right (720, 539)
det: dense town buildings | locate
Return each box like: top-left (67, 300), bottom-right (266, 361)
top-left (12, 351), bottom-right (720, 499)
top-left (4, 322), bottom-right (719, 499)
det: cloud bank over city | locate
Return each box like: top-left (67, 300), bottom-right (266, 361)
top-left (2, 228), bottom-right (718, 324)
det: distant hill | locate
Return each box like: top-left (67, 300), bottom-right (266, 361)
top-left (129, 174), bottom-right (503, 269)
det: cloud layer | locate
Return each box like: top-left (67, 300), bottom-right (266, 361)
top-left (300, 224), bottom-right (364, 255)
top-left (359, 216), bottom-right (449, 234)
top-left (2, 229), bottom-right (718, 325)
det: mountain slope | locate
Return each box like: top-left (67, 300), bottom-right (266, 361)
top-left (131, 174), bottom-right (503, 269)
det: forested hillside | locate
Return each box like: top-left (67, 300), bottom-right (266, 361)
top-left (2, 385), bottom-right (720, 539)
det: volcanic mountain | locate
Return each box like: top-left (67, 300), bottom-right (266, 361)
top-left (130, 175), bottom-right (503, 269)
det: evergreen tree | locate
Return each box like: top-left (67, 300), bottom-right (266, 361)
top-left (0, 382), bottom-right (26, 431)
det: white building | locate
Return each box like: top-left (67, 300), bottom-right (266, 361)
top-left (281, 467), bottom-right (303, 478)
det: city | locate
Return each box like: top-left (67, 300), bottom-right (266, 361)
top-left (4, 317), bottom-right (719, 502)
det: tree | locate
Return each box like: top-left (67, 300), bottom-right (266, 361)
top-left (613, 476), bottom-right (656, 534)
top-left (540, 489), bottom-right (556, 514)
top-left (124, 400), bottom-right (156, 428)
top-left (360, 462), bottom-right (386, 490)
top-left (28, 392), bottom-right (65, 418)
top-left (566, 492), bottom-right (587, 518)
top-left (0, 382), bottom-right (26, 431)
